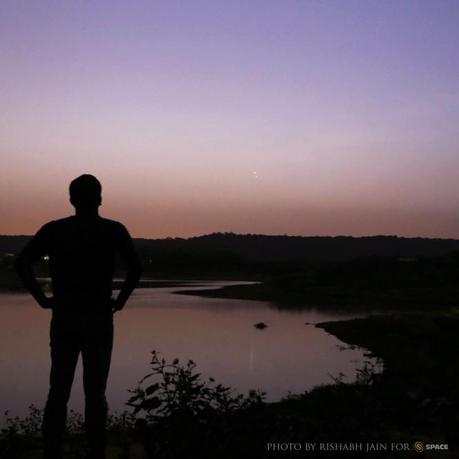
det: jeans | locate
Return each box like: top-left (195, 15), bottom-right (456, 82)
top-left (42, 310), bottom-right (113, 459)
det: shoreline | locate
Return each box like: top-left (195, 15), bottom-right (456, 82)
top-left (175, 281), bottom-right (459, 311)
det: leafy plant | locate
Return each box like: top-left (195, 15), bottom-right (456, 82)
top-left (126, 351), bottom-right (267, 458)
top-left (127, 350), bottom-right (265, 419)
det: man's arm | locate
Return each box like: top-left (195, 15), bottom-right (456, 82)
top-left (14, 224), bottom-right (54, 309)
top-left (112, 225), bottom-right (143, 312)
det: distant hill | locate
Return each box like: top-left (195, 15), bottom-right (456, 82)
top-left (0, 236), bottom-right (32, 255)
top-left (2, 232), bottom-right (459, 262)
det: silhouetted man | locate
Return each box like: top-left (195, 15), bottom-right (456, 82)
top-left (15, 174), bottom-right (143, 459)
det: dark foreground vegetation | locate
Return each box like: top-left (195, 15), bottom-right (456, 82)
top-left (2, 312), bottom-right (459, 459)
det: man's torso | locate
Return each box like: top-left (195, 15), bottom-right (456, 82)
top-left (41, 216), bottom-right (129, 311)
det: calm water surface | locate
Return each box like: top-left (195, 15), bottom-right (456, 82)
top-left (0, 281), bottom-right (370, 417)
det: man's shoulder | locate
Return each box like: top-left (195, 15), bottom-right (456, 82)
top-left (98, 217), bottom-right (130, 238)
top-left (38, 216), bottom-right (73, 233)
top-left (99, 217), bottom-right (127, 231)
top-left (49, 216), bottom-right (74, 225)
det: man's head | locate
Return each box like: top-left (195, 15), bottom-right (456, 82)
top-left (69, 174), bottom-right (102, 211)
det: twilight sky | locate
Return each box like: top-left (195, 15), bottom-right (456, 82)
top-left (1, 0), bottom-right (459, 238)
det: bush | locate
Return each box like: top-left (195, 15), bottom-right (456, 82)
top-left (126, 351), bottom-right (265, 458)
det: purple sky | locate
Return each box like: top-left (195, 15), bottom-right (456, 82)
top-left (1, 0), bottom-right (458, 238)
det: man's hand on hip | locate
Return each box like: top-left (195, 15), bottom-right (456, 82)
top-left (38, 296), bottom-right (55, 310)
top-left (110, 297), bottom-right (125, 313)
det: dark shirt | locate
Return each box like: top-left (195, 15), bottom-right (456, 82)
top-left (21, 215), bottom-right (138, 311)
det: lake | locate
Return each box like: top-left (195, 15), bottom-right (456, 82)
top-left (0, 281), bottom-right (371, 418)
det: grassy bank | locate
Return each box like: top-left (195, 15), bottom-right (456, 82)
top-left (177, 256), bottom-right (459, 311)
top-left (318, 313), bottom-right (459, 447)
top-left (177, 281), bottom-right (459, 311)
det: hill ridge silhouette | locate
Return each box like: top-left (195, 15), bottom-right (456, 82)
top-left (2, 232), bottom-right (459, 262)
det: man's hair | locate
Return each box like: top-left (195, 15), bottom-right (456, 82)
top-left (69, 174), bottom-right (102, 208)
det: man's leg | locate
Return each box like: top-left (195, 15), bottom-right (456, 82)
top-left (81, 316), bottom-right (114, 459)
top-left (43, 317), bottom-right (80, 459)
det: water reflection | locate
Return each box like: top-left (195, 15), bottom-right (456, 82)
top-left (0, 282), bottom-right (369, 418)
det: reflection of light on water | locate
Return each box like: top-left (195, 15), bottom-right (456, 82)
top-left (249, 343), bottom-right (255, 371)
